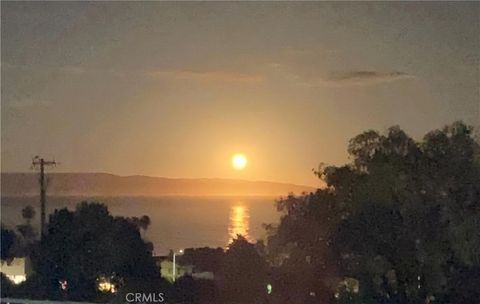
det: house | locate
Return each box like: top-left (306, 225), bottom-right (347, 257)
top-left (0, 257), bottom-right (32, 284)
top-left (154, 256), bottom-right (214, 283)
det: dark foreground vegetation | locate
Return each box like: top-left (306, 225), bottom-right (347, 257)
top-left (1, 121), bottom-right (479, 304)
top-left (264, 121), bottom-right (480, 304)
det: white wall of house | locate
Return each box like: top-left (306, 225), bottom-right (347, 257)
top-left (0, 257), bottom-right (28, 284)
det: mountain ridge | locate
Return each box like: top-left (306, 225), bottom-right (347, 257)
top-left (1, 172), bottom-right (316, 197)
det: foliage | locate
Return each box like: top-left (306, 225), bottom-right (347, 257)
top-left (219, 235), bottom-right (268, 304)
top-left (21, 205), bottom-right (36, 223)
top-left (129, 215), bottom-right (151, 231)
top-left (17, 205), bottom-right (37, 245)
top-left (180, 247), bottom-right (224, 273)
top-left (27, 201), bottom-right (159, 301)
top-left (1, 273), bottom-right (15, 297)
top-left (266, 121), bottom-right (480, 303)
top-left (1, 226), bottom-right (18, 260)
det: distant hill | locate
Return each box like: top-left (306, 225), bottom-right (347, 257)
top-left (1, 173), bottom-right (316, 197)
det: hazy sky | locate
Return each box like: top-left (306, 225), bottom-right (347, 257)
top-left (2, 2), bottom-right (479, 186)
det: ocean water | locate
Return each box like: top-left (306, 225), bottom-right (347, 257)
top-left (1, 196), bottom-right (281, 255)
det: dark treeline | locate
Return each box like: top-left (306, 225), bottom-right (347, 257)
top-left (264, 121), bottom-right (480, 304)
top-left (1, 121), bottom-right (479, 304)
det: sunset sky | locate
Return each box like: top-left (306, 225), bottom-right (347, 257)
top-left (2, 2), bottom-right (479, 186)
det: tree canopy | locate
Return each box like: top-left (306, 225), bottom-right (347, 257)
top-left (219, 235), bottom-right (268, 304)
top-left (1, 226), bottom-right (18, 261)
top-left (266, 121), bottom-right (480, 303)
top-left (28, 202), bottom-right (160, 301)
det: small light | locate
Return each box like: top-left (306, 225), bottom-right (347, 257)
top-left (59, 280), bottom-right (68, 291)
top-left (267, 284), bottom-right (272, 294)
top-left (97, 276), bottom-right (117, 293)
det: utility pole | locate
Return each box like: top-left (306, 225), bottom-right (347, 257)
top-left (172, 249), bottom-right (184, 282)
top-left (32, 156), bottom-right (56, 239)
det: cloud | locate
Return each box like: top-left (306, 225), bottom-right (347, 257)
top-left (147, 69), bottom-right (264, 84)
top-left (319, 71), bottom-right (415, 86)
top-left (265, 63), bottom-right (414, 87)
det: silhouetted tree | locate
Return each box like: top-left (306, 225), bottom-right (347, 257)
top-left (139, 215), bottom-right (151, 230)
top-left (266, 121), bottom-right (480, 303)
top-left (219, 235), bottom-right (268, 304)
top-left (129, 215), bottom-right (151, 238)
top-left (21, 205), bottom-right (36, 224)
top-left (17, 205), bottom-right (37, 248)
top-left (27, 202), bottom-right (159, 301)
top-left (1, 226), bottom-right (18, 260)
top-left (180, 247), bottom-right (224, 273)
top-left (1, 273), bottom-right (15, 297)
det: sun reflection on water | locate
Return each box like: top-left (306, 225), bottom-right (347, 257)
top-left (228, 204), bottom-right (251, 244)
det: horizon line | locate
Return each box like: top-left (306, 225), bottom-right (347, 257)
top-left (1, 171), bottom-right (319, 189)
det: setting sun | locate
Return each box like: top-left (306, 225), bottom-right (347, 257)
top-left (232, 154), bottom-right (248, 170)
